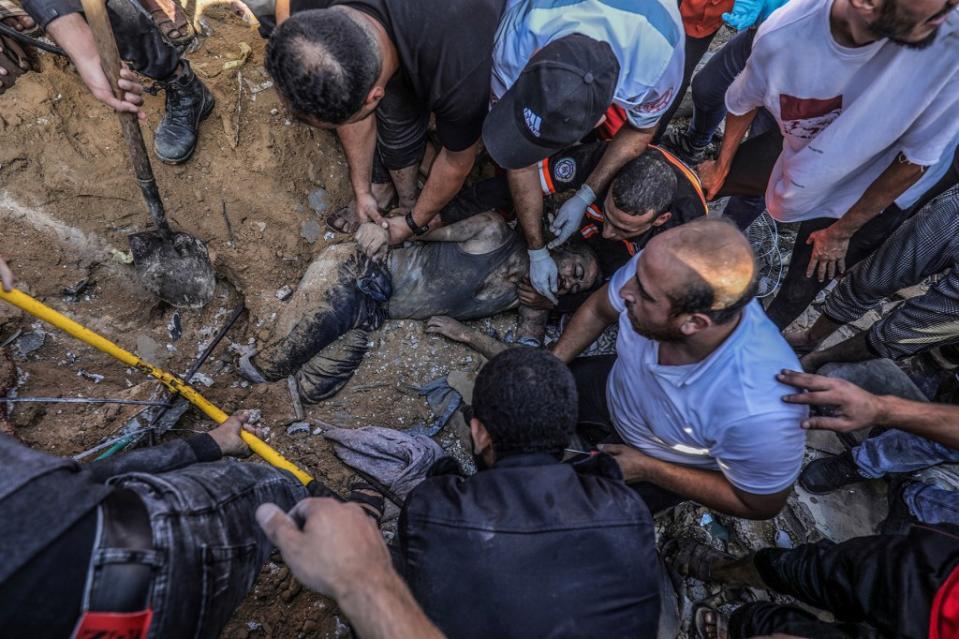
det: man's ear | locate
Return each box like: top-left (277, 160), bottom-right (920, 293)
top-left (651, 211), bottom-right (672, 227)
top-left (470, 417), bottom-right (493, 455)
top-left (680, 312), bottom-right (712, 336)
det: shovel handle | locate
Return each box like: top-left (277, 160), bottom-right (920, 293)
top-left (0, 287), bottom-right (315, 487)
top-left (79, 0), bottom-right (170, 233)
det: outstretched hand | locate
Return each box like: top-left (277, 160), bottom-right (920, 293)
top-left (256, 498), bottom-right (393, 599)
top-left (778, 369), bottom-right (881, 432)
top-left (355, 222), bottom-right (390, 260)
top-left (425, 315), bottom-right (470, 343)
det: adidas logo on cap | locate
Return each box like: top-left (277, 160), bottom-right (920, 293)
top-left (523, 107), bottom-right (542, 138)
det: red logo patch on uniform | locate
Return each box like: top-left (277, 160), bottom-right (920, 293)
top-left (638, 88), bottom-right (674, 114)
top-left (71, 609), bottom-right (153, 639)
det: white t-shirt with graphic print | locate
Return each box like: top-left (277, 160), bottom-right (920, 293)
top-left (725, 0), bottom-right (959, 222)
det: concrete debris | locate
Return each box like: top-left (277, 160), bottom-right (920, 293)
top-left (307, 188), bottom-right (330, 215)
top-left (299, 219), bottom-right (322, 245)
top-left (275, 286), bottom-right (293, 301)
top-left (14, 331), bottom-right (44, 357)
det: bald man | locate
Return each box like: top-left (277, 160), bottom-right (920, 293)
top-left (553, 218), bottom-right (807, 519)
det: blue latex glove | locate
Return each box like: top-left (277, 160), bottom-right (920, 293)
top-left (722, 0), bottom-right (762, 30)
top-left (547, 184), bottom-right (595, 249)
top-left (723, 0), bottom-right (788, 29)
top-left (528, 247), bottom-right (559, 304)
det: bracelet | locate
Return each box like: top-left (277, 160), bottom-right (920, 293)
top-left (405, 211), bottom-right (430, 236)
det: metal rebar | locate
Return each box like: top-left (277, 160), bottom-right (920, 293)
top-left (2, 396), bottom-right (170, 407)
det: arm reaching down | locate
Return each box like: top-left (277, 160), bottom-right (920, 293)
top-left (551, 283), bottom-right (618, 363)
top-left (257, 498), bottom-right (444, 639)
top-left (779, 369), bottom-right (959, 449)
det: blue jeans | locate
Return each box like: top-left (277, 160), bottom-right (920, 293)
top-left (827, 361), bottom-right (959, 526)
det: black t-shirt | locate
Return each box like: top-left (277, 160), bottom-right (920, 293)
top-left (336, 0), bottom-right (505, 152)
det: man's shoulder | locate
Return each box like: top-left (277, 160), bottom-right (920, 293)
top-left (754, 0), bottom-right (824, 45)
top-left (404, 458), bottom-right (653, 530)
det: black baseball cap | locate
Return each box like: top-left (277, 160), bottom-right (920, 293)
top-left (483, 33), bottom-right (619, 170)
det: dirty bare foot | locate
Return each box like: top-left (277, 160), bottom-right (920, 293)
top-left (137, 0), bottom-right (193, 46)
top-left (694, 605), bottom-right (729, 639)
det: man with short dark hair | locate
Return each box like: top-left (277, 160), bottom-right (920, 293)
top-left (395, 348), bottom-right (661, 638)
top-left (442, 142), bottom-right (707, 281)
top-left (484, 0), bottom-right (686, 304)
top-left (266, 0), bottom-right (504, 244)
top-left (553, 218), bottom-right (807, 519)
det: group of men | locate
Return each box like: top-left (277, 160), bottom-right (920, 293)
top-left (3, 0), bottom-right (959, 635)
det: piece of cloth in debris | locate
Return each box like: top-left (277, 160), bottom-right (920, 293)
top-left (403, 376), bottom-right (462, 437)
top-left (323, 426), bottom-right (445, 498)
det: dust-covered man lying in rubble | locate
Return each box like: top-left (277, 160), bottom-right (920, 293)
top-left (239, 211), bottom-right (601, 401)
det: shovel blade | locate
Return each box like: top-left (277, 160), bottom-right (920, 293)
top-left (129, 230), bottom-right (216, 309)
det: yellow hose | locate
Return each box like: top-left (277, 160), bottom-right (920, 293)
top-left (0, 288), bottom-right (313, 486)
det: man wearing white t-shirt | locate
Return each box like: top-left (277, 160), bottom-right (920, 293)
top-left (482, 0), bottom-right (685, 305)
top-left (698, 0), bottom-right (959, 328)
top-left (553, 218), bottom-right (808, 519)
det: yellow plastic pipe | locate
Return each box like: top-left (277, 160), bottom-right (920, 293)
top-left (0, 287), bottom-right (314, 486)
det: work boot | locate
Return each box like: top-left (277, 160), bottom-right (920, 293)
top-left (799, 451), bottom-right (868, 494)
top-left (154, 61), bottom-right (214, 164)
top-left (661, 127), bottom-right (709, 166)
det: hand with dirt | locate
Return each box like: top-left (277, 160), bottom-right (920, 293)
top-left (0, 256), bottom-right (14, 291)
top-left (355, 191), bottom-right (387, 227)
top-left (597, 443), bottom-right (653, 482)
top-left (425, 315), bottom-right (471, 343)
top-left (207, 410), bottom-right (267, 457)
top-left (256, 498), bottom-right (443, 639)
top-left (44, 13), bottom-right (146, 121)
top-left (518, 279), bottom-right (556, 311)
top-left (355, 222), bottom-right (390, 260)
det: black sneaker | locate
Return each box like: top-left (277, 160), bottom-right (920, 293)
top-left (154, 61), bottom-right (215, 164)
top-left (799, 451), bottom-right (868, 494)
top-left (879, 477), bottom-right (919, 535)
top-left (661, 127), bottom-right (709, 166)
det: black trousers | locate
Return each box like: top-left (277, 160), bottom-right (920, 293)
top-left (569, 355), bottom-right (685, 514)
top-left (650, 30), bottom-right (717, 144)
top-left (730, 524), bottom-right (959, 639)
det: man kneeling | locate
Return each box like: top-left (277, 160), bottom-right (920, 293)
top-left (240, 212), bottom-right (600, 401)
top-left (396, 348), bottom-right (661, 637)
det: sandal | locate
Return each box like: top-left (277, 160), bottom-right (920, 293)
top-left (137, 0), bottom-right (194, 47)
top-left (346, 476), bottom-right (385, 523)
top-left (662, 538), bottom-right (737, 582)
top-left (693, 604), bottom-right (729, 639)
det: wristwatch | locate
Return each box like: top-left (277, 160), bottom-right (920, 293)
top-left (405, 211), bottom-right (430, 236)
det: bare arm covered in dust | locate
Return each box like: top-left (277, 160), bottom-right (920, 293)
top-left (425, 306), bottom-right (548, 360)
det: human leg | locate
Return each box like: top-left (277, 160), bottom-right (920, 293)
top-left (251, 245), bottom-right (390, 380)
top-left (116, 460), bottom-right (309, 638)
top-left (569, 354), bottom-right (617, 440)
top-left (715, 128), bottom-right (784, 230)
top-left (685, 29), bottom-right (758, 149)
top-left (376, 85), bottom-right (428, 209)
top-left (651, 31), bottom-right (715, 146)
top-left (728, 602), bottom-right (869, 639)
top-left (903, 481), bottom-right (959, 526)
top-left (852, 429), bottom-right (959, 478)
top-left (766, 204), bottom-right (913, 329)
top-left (749, 526), bottom-right (959, 638)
